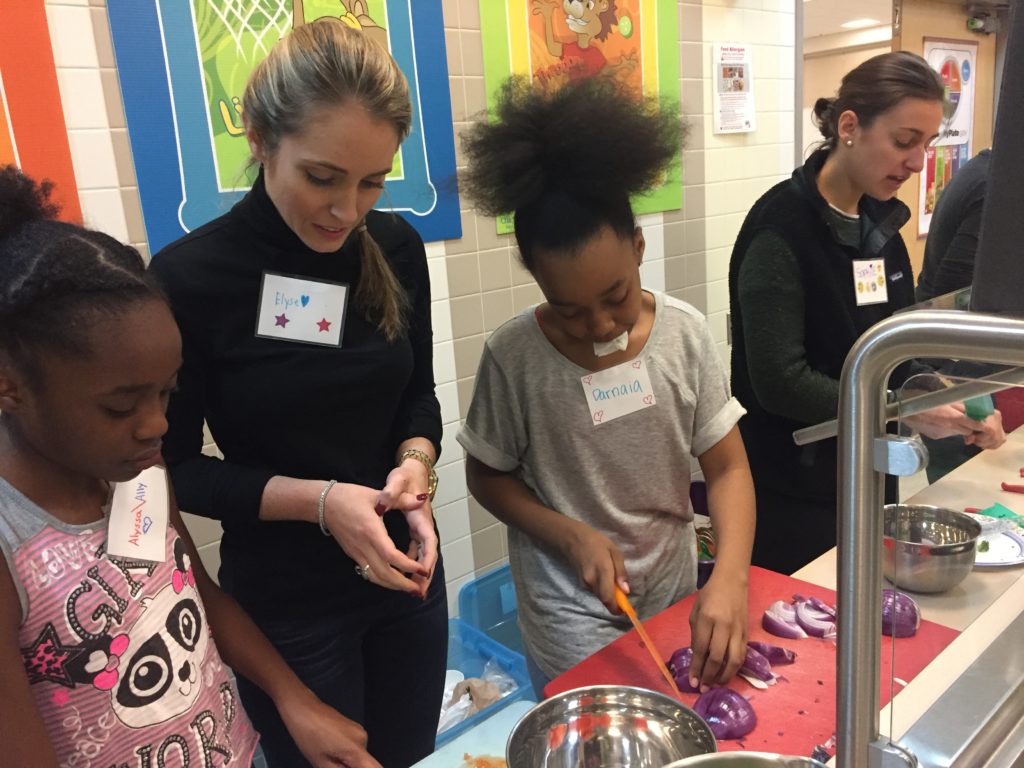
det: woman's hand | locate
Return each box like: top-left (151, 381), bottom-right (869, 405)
top-left (687, 571), bottom-right (748, 691)
top-left (964, 409), bottom-right (1006, 449)
top-left (904, 403), bottom-right (977, 440)
top-left (378, 457), bottom-right (438, 598)
top-left (905, 403), bottom-right (1007, 450)
top-left (280, 688), bottom-right (382, 768)
top-left (322, 482), bottom-right (428, 593)
top-left (560, 521), bottom-right (629, 613)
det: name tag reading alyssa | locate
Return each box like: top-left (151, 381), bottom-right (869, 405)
top-left (107, 465), bottom-right (169, 563)
top-left (581, 358), bottom-right (657, 426)
top-left (852, 259), bottom-right (889, 306)
top-left (256, 272), bottom-right (348, 347)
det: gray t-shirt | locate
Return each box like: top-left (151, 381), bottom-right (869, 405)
top-left (457, 291), bottom-right (745, 677)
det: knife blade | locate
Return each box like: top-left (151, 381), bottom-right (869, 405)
top-left (614, 586), bottom-right (682, 699)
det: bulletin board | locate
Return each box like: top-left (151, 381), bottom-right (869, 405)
top-left (106, 0), bottom-right (461, 252)
top-left (918, 37), bottom-right (978, 237)
top-left (0, 3), bottom-right (82, 222)
top-left (479, 0), bottom-right (682, 232)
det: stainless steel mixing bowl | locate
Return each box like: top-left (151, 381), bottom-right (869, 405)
top-left (663, 753), bottom-right (827, 767)
top-left (883, 504), bottom-right (981, 593)
top-left (506, 685), bottom-right (716, 768)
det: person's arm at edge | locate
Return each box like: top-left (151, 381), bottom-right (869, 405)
top-left (465, 455), bottom-right (627, 613)
top-left (737, 231), bottom-right (840, 425)
top-left (687, 427), bottom-right (755, 690)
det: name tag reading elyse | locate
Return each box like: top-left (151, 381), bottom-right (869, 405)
top-left (580, 357), bottom-right (657, 426)
top-left (106, 465), bottom-right (169, 563)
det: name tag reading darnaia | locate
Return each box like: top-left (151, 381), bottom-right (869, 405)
top-left (580, 357), bottom-right (657, 426)
top-left (106, 465), bottom-right (169, 563)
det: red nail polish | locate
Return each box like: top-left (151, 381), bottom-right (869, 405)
top-left (374, 503), bottom-right (387, 516)
top-left (416, 493), bottom-right (428, 501)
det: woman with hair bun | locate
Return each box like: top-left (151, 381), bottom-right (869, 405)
top-left (151, 18), bottom-right (445, 767)
top-left (459, 77), bottom-right (756, 695)
top-left (728, 51), bottom-right (1005, 576)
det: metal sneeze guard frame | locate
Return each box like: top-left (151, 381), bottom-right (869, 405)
top-left (834, 309), bottom-right (1024, 768)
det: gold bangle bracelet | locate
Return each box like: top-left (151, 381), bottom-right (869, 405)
top-left (400, 449), bottom-right (438, 501)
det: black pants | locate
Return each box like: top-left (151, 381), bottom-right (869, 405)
top-left (751, 477), bottom-right (899, 575)
top-left (236, 560), bottom-right (448, 768)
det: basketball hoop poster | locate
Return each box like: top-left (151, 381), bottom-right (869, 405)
top-left (918, 38), bottom-right (977, 237)
top-left (0, 2), bottom-right (81, 222)
top-left (106, 0), bottom-right (461, 250)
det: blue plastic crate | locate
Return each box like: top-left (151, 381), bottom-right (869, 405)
top-left (436, 618), bottom-right (533, 748)
top-left (457, 563), bottom-right (524, 655)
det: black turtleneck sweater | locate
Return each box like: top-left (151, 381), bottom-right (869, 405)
top-left (149, 175), bottom-right (441, 618)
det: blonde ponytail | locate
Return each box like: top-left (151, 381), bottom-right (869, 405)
top-left (356, 225), bottom-right (409, 341)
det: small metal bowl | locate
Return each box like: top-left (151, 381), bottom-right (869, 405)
top-left (506, 685), bottom-right (716, 768)
top-left (663, 753), bottom-right (827, 767)
top-left (883, 504), bottom-right (982, 593)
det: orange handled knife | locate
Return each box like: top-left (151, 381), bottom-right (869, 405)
top-left (614, 586), bottom-right (682, 699)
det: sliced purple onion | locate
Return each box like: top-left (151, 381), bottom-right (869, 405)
top-left (739, 644), bottom-right (774, 682)
top-left (666, 647), bottom-right (700, 693)
top-left (762, 599), bottom-right (808, 639)
top-left (693, 687), bottom-right (757, 740)
top-left (882, 588), bottom-right (921, 638)
top-left (795, 599), bottom-right (837, 639)
top-left (747, 641), bottom-right (796, 665)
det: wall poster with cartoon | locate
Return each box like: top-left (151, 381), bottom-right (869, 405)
top-left (479, 0), bottom-right (682, 233)
top-left (917, 37), bottom-right (977, 237)
top-left (0, 2), bottom-right (81, 222)
top-left (106, 0), bottom-right (461, 252)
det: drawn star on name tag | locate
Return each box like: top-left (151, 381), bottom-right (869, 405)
top-left (581, 357), bottom-right (657, 426)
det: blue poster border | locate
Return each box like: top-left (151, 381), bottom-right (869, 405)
top-left (107, 1), bottom-right (460, 253)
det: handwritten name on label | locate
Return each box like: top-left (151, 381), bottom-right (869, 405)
top-left (107, 466), bottom-right (168, 563)
top-left (257, 272), bottom-right (347, 346)
top-left (852, 258), bottom-right (888, 306)
top-left (581, 358), bottom-right (657, 426)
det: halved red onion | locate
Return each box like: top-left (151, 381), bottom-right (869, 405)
top-left (694, 688), bottom-right (757, 740)
top-left (881, 588), bottom-right (921, 638)
top-left (747, 641), bottom-right (796, 665)
top-left (762, 599), bottom-right (808, 639)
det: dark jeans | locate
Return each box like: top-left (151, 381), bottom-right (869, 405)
top-left (752, 476), bottom-right (900, 575)
top-left (236, 560), bottom-right (448, 768)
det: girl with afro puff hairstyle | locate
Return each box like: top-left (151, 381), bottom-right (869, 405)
top-left (457, 77), bottom-right (756, 695)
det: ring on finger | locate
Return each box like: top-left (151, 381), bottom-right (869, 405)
top-left (355, 563), bottom-right (371, 581)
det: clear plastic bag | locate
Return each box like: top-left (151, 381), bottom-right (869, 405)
top-left (437, 657), bottom-right (520, 735)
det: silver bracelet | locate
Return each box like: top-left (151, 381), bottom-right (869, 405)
top-left (317, 480), bottom-right (337, 536)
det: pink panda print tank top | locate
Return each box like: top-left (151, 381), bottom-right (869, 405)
top-left (0, 476), bottom-right (258, 767)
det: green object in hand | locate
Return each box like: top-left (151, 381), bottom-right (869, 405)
top-left (964, 394), bottom-right (995, 421)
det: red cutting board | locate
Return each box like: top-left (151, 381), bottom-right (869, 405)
top-left (545, 567), bottom-right (959, 758)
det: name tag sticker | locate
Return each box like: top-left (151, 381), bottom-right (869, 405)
top-left (256, 271), bottom-right (348, 346)
top-left (107, 465), bottom-right (169, 563)
top-left (853, 259), bottom-right (889, 306)
top-left (581, 358), bottom-right (657, 426)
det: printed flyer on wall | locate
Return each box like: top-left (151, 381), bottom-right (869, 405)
top-left (918, 37), bottom-right (977, 236)
top-left (712, 43), bottom-right (755, 134)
